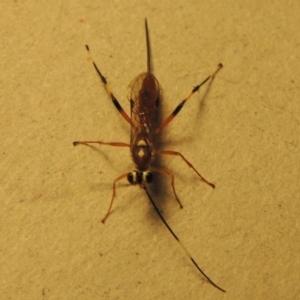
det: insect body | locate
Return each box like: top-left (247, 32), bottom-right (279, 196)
top-left (73, 19), bottom-right (224, 292)
top-left (127, 71), bottom-right (160, 185)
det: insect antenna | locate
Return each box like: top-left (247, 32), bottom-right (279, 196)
top-left (143, 186), bottom-right (226, 293)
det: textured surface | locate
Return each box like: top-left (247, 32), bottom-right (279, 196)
top-left (1, 1), bottom-right (299, 299)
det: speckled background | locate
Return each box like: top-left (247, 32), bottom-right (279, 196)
top-left (1, 1), bottom-right (299, 299)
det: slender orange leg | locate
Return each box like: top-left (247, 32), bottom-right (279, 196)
top-left (73, 141), bottom-right (130, 147)
top-left (158, 150), bottom-right (215, 188)
top-left (150, 167), bottom-right (183, 208)
top-left (73, 139), bottom-right (130, 223)
top-left (85, 45), bottom-right (136, 128)
top-left (156, 63), bottom-right (223, 133)
top-left (102, 172), bottom-right (128, 223)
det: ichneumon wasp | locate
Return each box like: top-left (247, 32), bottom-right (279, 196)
top-left (73, 19), bottom-right (224, 292)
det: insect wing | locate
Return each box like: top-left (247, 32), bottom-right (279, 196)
top-left (128, 72), bottom-right (161, 145)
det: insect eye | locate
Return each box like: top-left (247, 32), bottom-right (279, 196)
top-left (127, 172), bottom-right (136, 184)
top-left (144, 171), bottom-right (153, 183)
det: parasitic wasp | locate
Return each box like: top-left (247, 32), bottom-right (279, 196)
top-left (73, 19), bottom-right (224, 292)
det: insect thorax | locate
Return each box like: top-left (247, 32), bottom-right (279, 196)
top-left (131, 132), bottom-right (153, 171)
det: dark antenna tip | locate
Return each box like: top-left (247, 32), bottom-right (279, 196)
top-left (143, 185), bottom-right (226, 293)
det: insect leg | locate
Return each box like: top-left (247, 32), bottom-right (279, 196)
top-left (73, 140), bottom-right (130, 222)
top-left (102, 172), bottom-right (128, 223)
top-left (158, 150), bottom-right (215, 188)
top-left (85, 45), bottom-right (135, 127)
top-left (143, 186), bottom-right (225, 293)
top-left (156, 63), bottom-right (223, 133)
top-left (150, 167), bottom-right (183, 208)
top-left (73, 141), bottom-right (130, 147)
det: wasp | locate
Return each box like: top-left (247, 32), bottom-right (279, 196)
top-left (73, 19), bottom-right (224, 292)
